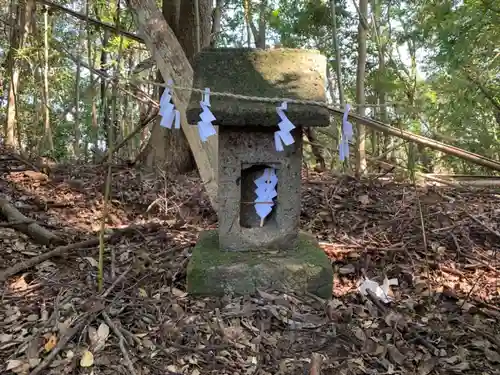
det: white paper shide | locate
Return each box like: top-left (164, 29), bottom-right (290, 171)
top-left (197, 88), bottom-right (217, 142)
top-left (274, 102), bottom-right (296, 151)
top-left (158, 80), bottom-right (180, 129)
top-left (254, 168), bottom-right (278, 227)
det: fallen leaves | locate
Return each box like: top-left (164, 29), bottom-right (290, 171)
top-left (0, 333), bottom-right (13, 343)
top-left (88, 322), bottom-right (110, 352)
top-left (44, 335), bottom-right (57, 352)
top-left (1, 162), bottom-right (500, 375)
top-left (80, 349), bottom-right (94, 367)
top-left (485, 348), bottom-right (500, 363)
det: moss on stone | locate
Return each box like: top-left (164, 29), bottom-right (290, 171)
top-left (185, 48), bottom-right (330, 128)
top-left (187, 230), bottom-right (333, 298)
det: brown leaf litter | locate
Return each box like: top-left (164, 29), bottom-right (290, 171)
top-left (1, 154), bottom-right (500, 374)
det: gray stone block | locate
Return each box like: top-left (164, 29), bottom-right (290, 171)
top-left (217, 126), bottom-right (302, 251)
top-left (186, 48), bottom-right (330, 127)
top-left (187, 230), bottom-right (333, 299)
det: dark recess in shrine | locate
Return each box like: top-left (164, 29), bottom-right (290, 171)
top-left (240, 164), bottom-right (278, 229)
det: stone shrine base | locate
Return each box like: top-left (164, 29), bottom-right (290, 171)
top-left (187, 230), bottom-right (333, 299)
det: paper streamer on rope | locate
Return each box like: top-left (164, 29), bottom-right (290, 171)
top-left (342, 104), bottom-right (353, 140)
top-left (274, 102), bottom-right (295, 151)
top-left (254, 168), bottom-right (278, 226)
top-left (339, 104), bottom-right (352, 161)
top-left (338, 136), bottom-right (349, 162)
top-left (158, 80), bottom-right (180, 129)
top-left (197, 88), bottom-right (217, 142)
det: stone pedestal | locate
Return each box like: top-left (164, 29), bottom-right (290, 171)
top-left (187, 231), bottom-right (333, 298)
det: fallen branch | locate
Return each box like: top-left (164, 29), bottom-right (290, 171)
top-left (0, 198), bottom-right (63, 246)
top-left (465, 212), bottom-right (500, 239)
top-left (35, 0), bottom-right (143, 43)
top-left (0, 237), bottom-right (107, 282)
top-left (0, 222), bottom-right (162, 282)
top-left (0, 219), bottom-right (37, 227)
top-left (102, 266), bottom-right (132, 299)
top-left (102, 312), bottom-right (138, 375)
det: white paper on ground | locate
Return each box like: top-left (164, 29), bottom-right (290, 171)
top-left (358, 276), bottom-right (398, 303)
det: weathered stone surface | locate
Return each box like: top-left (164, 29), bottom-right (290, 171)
top-left (187, 230), bottom-right (333, 299)
top-left (186, 48), bottom-right (330, 127)
top-left (218, 127), bottom-right (302, 252)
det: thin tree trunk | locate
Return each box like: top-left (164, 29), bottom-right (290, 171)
top-left (210, 0), bottom-right (223, 47)
top-left (304, 128), bottom-right (326, 171)
top-left (74, 21), bottom-right (84, 159)
top-left (355, 0), bottom-right (368, 176)
top-left (31, 74), bottom-right (40, 156)
top-left (329, 0), bottom-right (345, 106)
top-left (243, 0), bottom-right (252, 47)
top-left (42, 7), bottom-right (54, 154)
top-left (87, 0), bottom-right (98, 160)
top-left (328, 0), bottom-right (344, 170)
top-left (372, 0), bottom-right (386, 161)
top-left (5, 0), bottom-right (19, 147)
top-left (122, 52), bottom-right (132, 159)
top-left (4, 0), bottom-right (33, 148)
top-left (95, 0), bottom-right (110, 147)
top-left (100, 30), bottom-right (110, 147)
top-left (110, 0), bottom-right (124, 157)
top-left (257, 0), bottom-right (267, 48)
top-left (246, 0), bottom-right (267, 48)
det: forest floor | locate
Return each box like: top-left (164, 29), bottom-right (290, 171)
top-left (1, 150), bottom-right (500, 375)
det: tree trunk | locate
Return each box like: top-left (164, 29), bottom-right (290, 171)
top-left (246, 0), bottom-right (267, 48)
top-left (137, 0), bottom-right (212, 174)
top-left (4, 0), bottom-right (35, 148)
top-left (372, 0), bottom-right (386, 163)
top-left (122, 52), bottom-right (132, 159)
top-left (126, 0), bottom-right (218, 209)
top-left (243, 0), bottom-right (252, 47)
top-left (42, 8), bottom-right (54, 154)
top-left (110, 0), bottom-right (124, 159)
top-left (329, 0), bottom-right (345, 106)
top-left (210, 0), bottom-right (223, 47)
top-left (87, 0), bottom-right (99, 160)
top-left (304, 128), bottom-right (326, 171)
top-left (94, 3), bottom-right (112, 148)
top-left (100, 30), bottom-right (110, 146)
top-left (257, 0), bottom-right (267, 48)
top-left (74, 22), bottom-right (83, 159)
top-left (355, 0), bottom-right (368, 176)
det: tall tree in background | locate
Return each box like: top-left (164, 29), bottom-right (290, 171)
top-left (42, 6), bottom-right (54, 153)
top-left (94, 2), bottom-right (111, 148)
top-left (137, 0), bottom-right (212, 173)
top-left (244, 0), bottom-right (267, 48)
top-left (355, 0), bottom-right (368, 176)
top-left (4, 0), bottom-right (35, 149)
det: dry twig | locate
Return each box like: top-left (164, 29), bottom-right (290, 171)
top-left (102, 312), bottom-right (138, 375)
top-left (0, 237), bottom-right (107, 282)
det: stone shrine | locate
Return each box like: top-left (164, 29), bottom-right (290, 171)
top-left (185, 48), bottom-right (333, 298)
